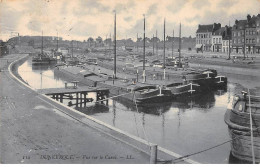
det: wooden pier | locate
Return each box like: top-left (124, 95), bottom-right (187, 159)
top-left (37, 85), bottom-right (109, 107)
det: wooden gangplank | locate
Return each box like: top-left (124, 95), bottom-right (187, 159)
top-left (37, 86), bottom-right (109, 95)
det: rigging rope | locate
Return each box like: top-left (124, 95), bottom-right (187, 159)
top-left (170, 126), bottom-right (260, 164)
top-left (133, 92), bottom-right (151, 147)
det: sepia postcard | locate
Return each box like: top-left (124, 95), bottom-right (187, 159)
top-left (0, 0), bottom-right (260, 164)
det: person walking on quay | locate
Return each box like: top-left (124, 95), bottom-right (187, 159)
top-left (153, 74), bottom-right (156, 80)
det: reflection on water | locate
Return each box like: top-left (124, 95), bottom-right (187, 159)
top-left (18, 58), bottom-right (66, 89)
top-left (18, 59), bottom-right (240, 164)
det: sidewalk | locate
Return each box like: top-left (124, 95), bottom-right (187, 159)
top-left (0, 54), bottom-right (149, 164)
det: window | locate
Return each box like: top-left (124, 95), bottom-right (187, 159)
top-left (213, 38), bottom-right (215, 43)
top-left (246, 39), bottom-right (248, 43)
top-left (252, 39), bottom-right (255, 43)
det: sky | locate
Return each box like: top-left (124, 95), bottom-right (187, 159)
top-left (0, 0), bottom-right (260, 41)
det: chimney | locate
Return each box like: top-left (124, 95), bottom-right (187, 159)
top-left (225, 26), bottom-right (228, 37)
top-left (247, 14), bottom-right (251, 22)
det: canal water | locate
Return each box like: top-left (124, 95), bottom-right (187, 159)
top-left (18, 58), bottom-right (242, 164)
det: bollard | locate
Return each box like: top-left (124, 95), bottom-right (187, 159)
top-left (150, 144), bottom-right (158, 164)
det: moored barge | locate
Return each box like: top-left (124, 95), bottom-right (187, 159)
top-left (224, 91), bottom-right (260, 163)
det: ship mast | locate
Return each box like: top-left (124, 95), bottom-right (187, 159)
top-left (153, 34), bottom-right (154, 55)
top-left (172, 29), bottom-right (174, 60)
top-left (178, 23), bottom-right (181, 68)
top-left (143, 14), bottom-right (146, 83)
top-left (114, 10), bottom-right (117, 79)
top-left (163, 18), bottom-right (166, 80)
top-left (41, 31), bottom-right (43, 59)
top-left (71, 40), bottom-right (73, 57)
top-left (137, 33), bottom-right (138, 52)
top-left (56, 31), bottom-right (59, 51)
top-left (156, 30), bottom-right (158, 57)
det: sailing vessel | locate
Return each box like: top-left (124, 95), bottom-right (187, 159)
top-left (32, 31), bottom-right (57, 65)
top-left (224, 91), bottom-right (260, 163)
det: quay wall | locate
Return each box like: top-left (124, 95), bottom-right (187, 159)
top-left (11, 54), bottom-right (30, 85)
top-left (189, 63), bottom-right (260, 77)
top-left (10, 56), bottom-right (198, 164)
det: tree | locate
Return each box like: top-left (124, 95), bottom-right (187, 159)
top-left (87, 37), bottom-right (94, 43)
top-left (96, 36), bottom-right (103, 43)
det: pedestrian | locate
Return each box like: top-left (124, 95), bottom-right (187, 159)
top-left (153, 74), bottom-right (156, 80)
top-left (182, 75), bottom-right (187, 85)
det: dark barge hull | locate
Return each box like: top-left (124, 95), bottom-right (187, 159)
top-left (135, 95), bottom-right (174, 104)
top-left (167, 83), bottom-right (201, 96)
top-left (224, 109), bottom-right (260, 163)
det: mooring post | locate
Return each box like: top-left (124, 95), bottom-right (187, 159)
top-left (60, 94), bottom-right (63, 103)
top-left (84, 93), bottom-right (87, 107)
top-left (150, 144), bottom-right (158, 164)
top-left (80, 93), bottom-right (82, 107)
top-left (76, 93), bottom-right (78, 107)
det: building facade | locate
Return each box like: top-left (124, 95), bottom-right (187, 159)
top-left (245, 15), bottom-right (257, 54)
top-left (196, 23), bottom-right (221, 51)
top-left (212, 27), bottom-right (225, 52)
top-left (232, 19), bottom-right (247, 54)
top-left (222, 26), bottom-right (232, 54)
top-left (256, 15), bottom-right (260, 53)
top-left (232, 14), bottom-right (260, 54)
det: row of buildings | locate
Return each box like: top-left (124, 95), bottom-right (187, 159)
top-left (196, 14), bottom-right (260, 54)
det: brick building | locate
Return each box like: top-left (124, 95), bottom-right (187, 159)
top-left (212, 27), bottom-right (225, 52)
top-left (245, 15), bottom-right (257, 54)
top-left (222, 26), bottom-right (232, 54)
top-left (232, 19), bottom-right (247, 54)
top-left (232, 14), bottom-right (260, 54)
top-left (196, 23), bottom-right (221, 51)
top-left (256, 15), bottom-right (260, 53)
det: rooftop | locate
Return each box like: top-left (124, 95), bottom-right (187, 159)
top-left (196, 24), bottom-right (214, 33)
top-left (213, 27), bottom-right (226, 36)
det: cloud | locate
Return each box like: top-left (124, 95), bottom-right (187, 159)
top-left (147, 3), bottom-right (158, 16)
top-left (217, 0), bottom-right (238, 9)
top-left (192, 0), bottom-right (210, 9)
top-left (27, 20), bottom-right (42, 32)
top-left (124, 16), bottom-right (133, 22)
top-left (0, 4), bottom-right (22, 32)
top-left (1, 0), bottom-right (260, 41)
top-left (167, 1), bottom-right (189, 14)
top-left (185, 15), bottom-right (201, 23)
